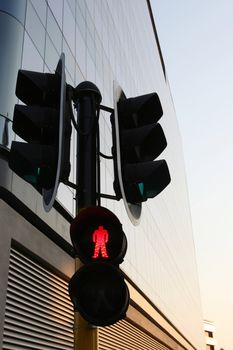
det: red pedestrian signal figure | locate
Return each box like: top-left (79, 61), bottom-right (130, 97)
top-left (92, 226), bottom-right (109, 259)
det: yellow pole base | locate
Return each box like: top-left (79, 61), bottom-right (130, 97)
top-left (73, 312), bottom-right (98, 350)
top-left (73, 257), bottom-right (98, 350)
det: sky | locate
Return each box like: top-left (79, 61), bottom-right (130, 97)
top-left (152, 1), bottom-right (233, 349)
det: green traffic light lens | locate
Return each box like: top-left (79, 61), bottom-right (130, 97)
top-left (23, 167), bottom-right (40, 185)
top-left (138, 182), bottom-right (144, 196)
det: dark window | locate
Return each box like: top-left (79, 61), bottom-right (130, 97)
top-left (205, 330), bottom-right (214, 338)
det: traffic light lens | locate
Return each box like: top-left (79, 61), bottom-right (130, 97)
top-left (138, 182), bottom-right (144, 196)
top-left (92, 226), bottom-right (109, 259)
top-left (24, 168), bottom-right (40, 185)
top-left (72, 220), bottom-right (126, 264)
top-left (69, 262), bottom-right (129, 326)
top-left (70, 207), bottom-right (127, 265)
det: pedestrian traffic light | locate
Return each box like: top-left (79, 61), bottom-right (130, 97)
top-left (111, 82), bottom-right (171, 224)
top-left (68, 206), bottom-right (129, 326)
top-left (70, 206), bottom-right (127, 265)
top-left (9, 53), bottom-right (71, 211)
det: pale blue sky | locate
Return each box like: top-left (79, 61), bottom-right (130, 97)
top-left (152, 1), bottom-right (233, 349)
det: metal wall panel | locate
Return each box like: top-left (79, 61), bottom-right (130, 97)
top-left (99, 319), bottom-right (170, 350)
top-left (2, 248), bottom-right (74, 349)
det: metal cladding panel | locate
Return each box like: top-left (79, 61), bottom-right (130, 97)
top-left (2, 248), bottom-right (73, 350)
top-left (99, 320), bottom-right (170, 350)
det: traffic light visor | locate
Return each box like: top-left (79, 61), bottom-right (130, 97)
top-left (9, 142), bottom-right (58, 189)
top-left (124, 160), bottom-right (171, 202)
top-left (16, 70), bottom-right (60, 106)
top-left (118, 92), bottom-right (163, 128)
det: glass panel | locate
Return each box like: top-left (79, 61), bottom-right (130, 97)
top-left (30, 0), bottom-right (47, 26)
top-left (86, 0), bottom-right (94, 17)
top-left (86, 27), bottom-right (95, 62)
top-left (47, 7), bottom-right (62, 53)
top-left (66, 0), bottom-right (75, 16)
top-left (44, 34), bottom-right (60, 73)
top-left (77, 0), bottom-right (86, 19)
top-left (75, 64), bottom-right (84, 86)
top-left (0, 13), bottom-right (24, 120)
top-left (22, 32), bottom-right (44, 72)
top-left (25, 1), bottom-right (46, 55)
top-left (63, 40), bottom-right (75, 81)
top-left (0, 0), bottom-right (26, 23)
top-left (57, 184), bottom-right (74, 215)
top-left (47, 0), bottom-right (63, 30)
top-left (76, 5), bottom-right (85, 40)
top-left (86, 52), bottom-right (95, 81)
top-left (63, 0), bottom-right (75, 53)
top-left (76, 25), bottom-right (86, 76)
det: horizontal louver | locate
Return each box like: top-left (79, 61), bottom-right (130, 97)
top-left (3, 248), bottom-right (74, 349)
top-left (99, 319), bottom-right (170, 350)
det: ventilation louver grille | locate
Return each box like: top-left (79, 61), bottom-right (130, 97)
top-left (3, 248), bottom-right (74, 350)
top-left (99, 318), bottom-right (170, 350)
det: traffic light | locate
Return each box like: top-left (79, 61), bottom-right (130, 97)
top-left (111, 82), bottom-right (171, 223)
top-left (68, 206), bottom-right (129, 326)
top-left (9, 53), bottom-right (71, 211)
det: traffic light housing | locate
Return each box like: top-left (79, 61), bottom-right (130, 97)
top-left (9, 53), bottom-right (71, 211)
top-left (68, 206), bottom-right (129, 326)
top-left (111, 82), bottom-right (171, 224)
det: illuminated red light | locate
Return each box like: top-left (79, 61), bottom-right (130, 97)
top-left (92, 225), bottom-right (109, 259)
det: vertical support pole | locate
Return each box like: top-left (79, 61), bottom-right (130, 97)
top-left (73, 81), bottom-right (102, 350)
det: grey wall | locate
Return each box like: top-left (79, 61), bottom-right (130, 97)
top-left (0, 200), bottom-right (74, 348)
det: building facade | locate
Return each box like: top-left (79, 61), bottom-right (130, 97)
top-left (0, 0), bottom-right (205, 349)
top-left (204, 320), bottom-right (217, 350)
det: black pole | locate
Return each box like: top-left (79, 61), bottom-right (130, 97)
top-left (73, 81), bottom-right (102, 210)
top-left (72, 82), bottom-right (102, 350)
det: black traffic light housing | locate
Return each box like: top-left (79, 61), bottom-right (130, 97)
top-left (70, 206), bottom-right (127, 265)
top-left (111, 82), bottom-right (171, 224)
top-left (9, 53), bottom-right (72, 211)
top-left (68, 206), bottom-right (129, 327)
top-left (69, 262), bottom-right (129, 327)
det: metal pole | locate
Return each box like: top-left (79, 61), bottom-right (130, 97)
top-left (73, 81), bottom-right (102, 350)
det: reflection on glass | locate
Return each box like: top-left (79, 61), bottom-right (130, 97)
top-left (47, 8), bottom-right (62, 53)
top-left (2, 118), bottom-right (9, 147)
top-left (86, 27), bottom-right (95, 62)
top-left (63, 40), bottom-right (75, 81)
top-left (63, 0), bottom-right (75, 53)
top-left (66, 0), bottom-right (75, 17)
top-left (0, 0), bottom-right (26, 23)
top-left (0, 115), bottom-right (14, 148)
top-left (76, 26), bottom-right (86, 76)
top-left (25, 2), bottom-right (46, 54)
top-left (47, 0), bottom-right (63, 30)
top-left (22, 32), bottom-right (44, 71)
top-left (0, 13), bottom-right (24, 119)
top-left (30, 0), bottom-right (47, 26)
top-left (45, 34), bottom-right (59, 73)
top-left (76, 5), bottom-right (85, 40)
